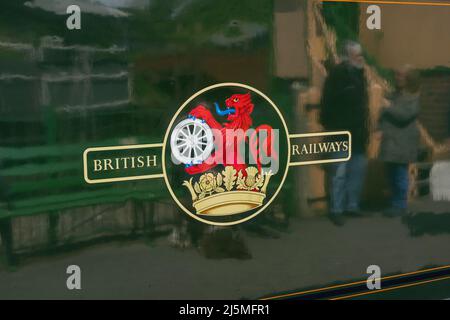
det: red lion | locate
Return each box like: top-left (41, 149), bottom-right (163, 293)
top-left (186, 93), bottom-right (276, 175)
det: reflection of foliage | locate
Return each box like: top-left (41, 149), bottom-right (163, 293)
top-left (421, 66), bottom-right (450, 76)
top-left (322, 3), bottom-right (360, 50)
top-left (129, 0), bottom-right (271, 48)
top-left (133, 72), bottom-right (172, 107)
top-left (224, 26), bottom-right (243, 38)
top-left (0, 0), bottom-right (271, 47)
top-left (0, 1), bottom-right (128, 46)
top-left (178, 0), bottom-right (271, 31)
top-left (0, 0), bottom-right (273, 140)
top-left (181, 0), bottom-right (271, 24)
top-left (322, 3), bottom-right (393, 84)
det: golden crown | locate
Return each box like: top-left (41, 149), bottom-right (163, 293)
top-left (182, 166), bottom-right (272, 216)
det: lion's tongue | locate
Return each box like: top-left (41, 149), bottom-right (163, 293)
top-left (215, 102), bottom-right (235, 116)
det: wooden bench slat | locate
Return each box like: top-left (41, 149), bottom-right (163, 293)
top-left (9, 176), bottom-right (82, 194)
top-left (0, 161), bottom-right (80, 176)
top-left (13, 184), bottom-right (163, 208)
top-left (0, 136), bottom-right (154, 160)
top-left (0, 189), bottom-right (167, 218)
top-left (0, 136), bottom-right (165, 220)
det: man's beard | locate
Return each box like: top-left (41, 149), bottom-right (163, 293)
top-left (350, 60), bottom-right (364, 69)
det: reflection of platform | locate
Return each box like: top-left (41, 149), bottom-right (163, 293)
top-left (1, 210), bottom-right (449, 299)
top-left (410, 195), bottom-right (450, 214)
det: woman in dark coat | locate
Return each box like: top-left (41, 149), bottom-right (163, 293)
top-left (378, 67), bottom-right (421, 216)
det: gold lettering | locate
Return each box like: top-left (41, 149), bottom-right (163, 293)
top-left (93, 159), bottom-right (102, 171)
top-left (342, 141), bottom-right (349, 152)
top-left (137, 156), bottom-right (145, 168)
top-left (147, 155), bottom-right (157, 167)
top-left (121, 157), bottom-right (129, 169)
top-left (318, 142), bottom-right (329, 153)
top-left (292, 144), bottom-right (300, 156)
top-left (105, 159), bottom-right (114, 171)
top-left (329, 143), bottom-right (336, 153)
top-left (301, 144), bottom-right (309, 155)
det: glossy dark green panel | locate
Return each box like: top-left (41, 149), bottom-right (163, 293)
top-left (0, 0), bottom-right (449, 299)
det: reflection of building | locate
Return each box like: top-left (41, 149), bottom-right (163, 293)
top-left (273, 0), bottom-right (308, 80)
top-left (273, 1), bottom-right (450, 213)
top-left (359, 4), bottom-right (450, 201)
top-left (359, 3), bottom-right (450, 142)
top-left (0, 36), bottom-right (131, 145)
top-left (0, 36), bottom-right (138, 260)
top-left (359, 3), bottom-right (450, 69)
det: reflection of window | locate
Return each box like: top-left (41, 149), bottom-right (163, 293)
top-left (0, 37), bottom-right (132, 144)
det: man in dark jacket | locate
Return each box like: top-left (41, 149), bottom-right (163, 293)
top-left (320, 41), bottom-right (369, 225)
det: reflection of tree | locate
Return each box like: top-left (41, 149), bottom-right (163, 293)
top-left (322, 2), bottom-right (360, 48)
top-left (321, 2), bottom-right (393, 83)
top-left (133, 0), bottom-right (271, 46)
top-left (0, 1), bottom-right (128, 46)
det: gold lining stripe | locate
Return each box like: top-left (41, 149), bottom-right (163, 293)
top-left (331, 275), bottom-right (450, 300)
top-left (323, 0), bottom-right (450, 7)
top-left (261, 265), bottom-right (450, 300)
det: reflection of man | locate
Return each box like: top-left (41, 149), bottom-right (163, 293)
top-left (320, 41), bottom-right (369, 225)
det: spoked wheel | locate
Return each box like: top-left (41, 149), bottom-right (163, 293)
top-left (170, 118), bottom-right (214, 165)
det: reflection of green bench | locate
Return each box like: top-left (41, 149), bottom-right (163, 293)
top-left (0, 138), bottom-right (166, 265)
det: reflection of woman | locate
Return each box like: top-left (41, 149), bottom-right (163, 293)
top-left (378, 66), bottom-right (421, 216)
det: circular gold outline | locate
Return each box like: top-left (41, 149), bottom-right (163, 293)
top-left (162, 83), bottom-right (291, 226)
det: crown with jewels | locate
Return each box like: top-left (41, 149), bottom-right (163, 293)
top-left (182, 166), bottom-right (272, 216)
